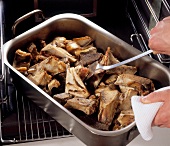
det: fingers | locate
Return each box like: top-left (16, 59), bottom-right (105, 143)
top-left (150, 17), bottom-right (170, 34)
top-left (162, 16), bottom-right (170, 22)
top-left (148, 41), bottom-right (166, 54)
top-left (140, 87), bottom-right (170, 128)
top-left (148, 35), bottom-right (161, 51)
top-left (150, 21), bottom-right (164, 35)
top-left (148, 17), bottom-right (170, 55)
top-left (152, 101), bottom-right (170, 128)
top-left (148, 22), bottom-right (164, 52)
top-left (141, 89), bottom-right (170, 104)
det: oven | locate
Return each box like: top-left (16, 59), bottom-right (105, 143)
top-left (0, 0), bottom-right (170, 145)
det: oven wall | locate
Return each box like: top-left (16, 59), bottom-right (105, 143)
top-left (3, 0), bottom-right (129, 42)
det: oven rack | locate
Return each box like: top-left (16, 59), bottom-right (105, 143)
top-left (0, 83), bottom-right (73, 144)
top-left (128, 0), bottom-right (170, 64)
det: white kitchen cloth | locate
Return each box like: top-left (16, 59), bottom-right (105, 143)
top-left (131, 86), bottom-right (170, 141)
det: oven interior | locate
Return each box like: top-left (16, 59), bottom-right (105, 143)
top-left (0, 0), bottom-right (170, 145)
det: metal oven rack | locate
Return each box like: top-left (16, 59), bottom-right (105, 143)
top-left (0, 86), bottom-right (73, 144)
top-left (127, 0), bottom-right (170, 64)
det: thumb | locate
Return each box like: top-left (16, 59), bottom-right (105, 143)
top-left (141, 88), bottom-right (170, 104)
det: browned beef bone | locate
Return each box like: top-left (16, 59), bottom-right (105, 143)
top-left (35, 54), bottom-right (47, 62)
top-left (13, 49), bottom-right (32, 72)
top-left (65, 40), bottom-right (81, 54)
top-left (64, 97), bottom-right (98, 115)
top-left (73, 36), bottom-right (93, 47)
top-left (114, 73), bottom-right (155, 95)
top-left (65, 67), bottom-right (90, 98)
top-left (40, 56), bottom-right (66, 76)
top-left (50, 36), bottom-right (66, 48)
top-left (85, 50), bottom-right (107, 88)
top-left (53, 93), bottom-right (73, 105)
top-left (28, 56), bottom-right (66, 76)
top-left (80, 52), bottom-right (102, 66)
top-left (106, 65), bottom-right (137, 75)
top-left (95, 83), bottom-right (117, 98)
top-left (40, 44), bottom-right (77, 62)
top-left (42, 79), bottom-right (60, 96)
top-left (116, 110), bottom-right (134, 127)
top-left (85, 61), bottom-right (99, 80)
top-left (104, 74), bottom-right (118, 84)
top-left (74, 65), bottom-right (90, 81)
top-left (27, 42), bottom-right (39, 64)
top-left (74, 46), bottom-right (97, 57)
top-left (119, 85), bottom-right (134, 93)
top-left (48, 79), bottom-right (60, 91)
top-left (27, 70), bottom-right (52, 86)
top-left (118, 89), bottom-right (138, 111)
top-left (98, 89), bottom-right (120, 125)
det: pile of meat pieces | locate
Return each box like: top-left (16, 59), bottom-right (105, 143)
top-left (13, 35), bottom-right (155, 131)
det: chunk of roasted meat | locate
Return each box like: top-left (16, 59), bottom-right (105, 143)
top-left (53, 93), bottom-right (73, 105)
top-left (64, 97), bottom-right (98, 115)
top-left (28, 69), bottom-right (52, 86)
top-left (48, 79), bottom-right (60, 91)
top-left (94, 83), bottom-right (117, 97)
top-left (13, 49), bottom-right (32, 73)
top-left (50, 36), bottom-right (67, 48)
top-left (104, 74), bottom-right (118, 84)
top-left (119, 89), bottom-right (138, 111)
top-left (27, 42), bottom-right (40, 64)
top-left (104, 47), bottom-right (137, 75)
top-left (114, 73), bottom-right (155, 95)
top-left (28, 56), bottom-right (66, 76)
top-left (65, 36), bottom-right (94, 57)
top-left (40, 44), bottom-right (77, 62)
top-left (113, 110), bottom-right (134, 130)
top-left (65, 66), bottom-right (90, 98)
top-left (27, 56), bottom-right (66, 87)
top-left (73, 36), bottom-right (93, 47)
top-left (65, 40), bottom-right (81, 54)
top-left (79, 52), bottom-right (103, 66)
top-left (74, 45), bottom-right (97, 57)
top-left (98, 89), bottom-right (120, 126)
top-left (74, 65), bottom-right (90, 81)
top-left (86, 47), bottom-right (111, 88)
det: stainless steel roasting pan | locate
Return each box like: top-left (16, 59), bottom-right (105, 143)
top-left (3, 13), bottom-right (170, 146)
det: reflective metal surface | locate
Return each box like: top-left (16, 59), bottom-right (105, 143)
top-left (3, 13), bottom-right (170, 146)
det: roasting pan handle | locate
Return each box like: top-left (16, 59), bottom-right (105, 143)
top-left (12, 9), bottom-right (46, 37)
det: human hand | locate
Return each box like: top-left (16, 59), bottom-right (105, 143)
top-left (140, 86), bottom-right (170, 128)
top-left (149, 16), bottom-right (170, 55)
